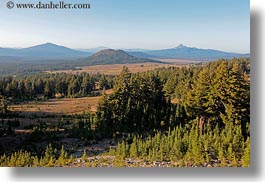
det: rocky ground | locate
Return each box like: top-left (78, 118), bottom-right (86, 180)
top-left (67, 155), bottom-right (226, 167)
top-left (57, 138), bottom-right (230, 167)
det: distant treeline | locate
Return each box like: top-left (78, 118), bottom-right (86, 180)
top-left (0, 57), bottom-right (107, 77)
top-left (0, 73), bottom-right (114, 100)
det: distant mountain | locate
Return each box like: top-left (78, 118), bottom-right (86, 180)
top-left (0, 43), bottom-right (250, 62)
top-left (0, 47), bottom-right (19, 56)
top-left (122, 48), bottom-right (150, 52)
top-left (0, 43), bottom-right (90, 58)
top-left (127, 51), bottom-right (160, 59)
top-left (84, 49), bottom-right (162, 65)
top-left (81, 47), bottom-right (150, 53)
top-left (79, 46), bottom-right (110, 53)
top-left (143, 44), bottom-right (250, 61)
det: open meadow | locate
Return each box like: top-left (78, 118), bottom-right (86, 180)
top-left (46, 62), bottom-right (189, 75)
top-left (9, 96), bottom-right (100, 115)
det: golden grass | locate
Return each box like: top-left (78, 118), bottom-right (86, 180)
top-left (9, 90), bottom-right (114, 116)
top-left (47, 62), bottom-right (181, 75)
top-left (9, 96), bottom-right (99, 115)
top-left (158, 59), bottom-right (199, 64)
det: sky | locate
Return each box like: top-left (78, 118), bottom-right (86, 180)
top-left (0, 0), bottom-right (250, 53)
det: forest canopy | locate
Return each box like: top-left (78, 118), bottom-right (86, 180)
top-left (0, 57), bottom-right (250, 167)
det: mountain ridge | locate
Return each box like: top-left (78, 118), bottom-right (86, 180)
top-left (143, 44), bottom-right (250, 61)
top-left (0, 43), bottom-right (90, 57)
top-left (0, 43), bottom-right (250, 61)
top-left (84, 49), bottom-right (162, 65)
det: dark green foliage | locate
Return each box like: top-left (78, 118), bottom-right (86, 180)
top-left (68, 117), bottom-right (95, 141)
top-left (0, 73), bottom-right (114, 100)
top-left (0, 58), bottom-right (250, 167)
top-left (0, 96), bottom-right (7, 116)
top-left (96, 66), bottom-right (170, 137)
top-left (28, 121), bottom-right (48, 142)
top-left (102, 58), bottom-right (250, 166)
top-left (159, 58), bottom-right (250, 136)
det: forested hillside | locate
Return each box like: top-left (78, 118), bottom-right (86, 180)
top-left (0, 58), bottom-right (250, 167)
top-left (97, 58), bottom-right (250, 137)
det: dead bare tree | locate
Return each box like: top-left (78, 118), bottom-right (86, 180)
top-left (199, 116), bottom-right (206, 135)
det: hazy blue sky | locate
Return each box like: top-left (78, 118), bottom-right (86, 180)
top-left (0, 0), bottom-right (249, 53)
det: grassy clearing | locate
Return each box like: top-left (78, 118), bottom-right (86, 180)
top-left (9, 90), bottom-right (113, 116)
top-left (46, 62), bottom-right (181, 75)
top-left (9, 96), bottom-right (100, 115)
top-left (158, 58), bottom-right (200, 64)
